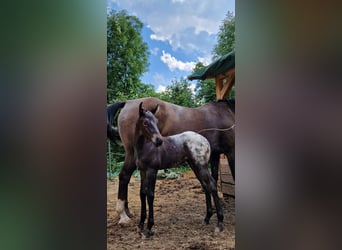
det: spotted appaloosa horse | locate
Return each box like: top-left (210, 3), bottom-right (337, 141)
top-left (134, 102), bottom-right (223, 237)
top-left (107, 97), bottom-right (235, 224)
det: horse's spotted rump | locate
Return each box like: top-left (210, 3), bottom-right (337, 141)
top-left (172, 132), bottom-right (211, 166)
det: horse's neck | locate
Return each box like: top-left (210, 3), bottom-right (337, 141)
top-left (134, 131), bottom-right (145, 150)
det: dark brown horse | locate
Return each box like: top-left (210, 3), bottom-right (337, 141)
top-left (135, 102), bottom-right (223, 237)
top-left (108, 97), bottom-right (234, 224)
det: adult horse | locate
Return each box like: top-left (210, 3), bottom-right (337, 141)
top-left (107, 97), bottom-right (235, 224)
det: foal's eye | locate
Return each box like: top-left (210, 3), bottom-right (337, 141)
top-left (143, 121), bottom-right (148, 126)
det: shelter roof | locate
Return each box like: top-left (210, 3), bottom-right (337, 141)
top-left (188, 51), bottom-right (235, 80)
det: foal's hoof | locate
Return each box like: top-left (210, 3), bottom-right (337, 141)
top-left (141, 230), bottom-right (154, 239)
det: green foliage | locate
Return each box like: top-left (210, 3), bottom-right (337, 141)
top-left (107, 10), bottom-right (150, 103)
top-left (192, 62), bottom-right (217, 104)
top-left (195, 78), bottom-right (216, 104)
top-left (107, 141), bottom-right (125, 177)
top-left (228, 85), bottom-right (235, 99)
top-left (129, 82), bottom-right (162, 99)
top-left (194, 11), bottom-right (236, 102)
top-left (212, 11), bottom-right (235, 59)
top-left (160, 78), bottom-right (197, 107)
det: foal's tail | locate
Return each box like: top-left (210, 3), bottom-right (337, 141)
top-left (107, 101), bottom-right (126, 145)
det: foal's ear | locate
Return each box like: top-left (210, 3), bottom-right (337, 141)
top-left (150, 104), bottom-right (159, 115)
top-left (139, 102), bottom-right (145, 117)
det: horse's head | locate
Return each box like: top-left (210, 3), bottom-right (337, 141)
top-left (138, 102), bottom-right (163, 147)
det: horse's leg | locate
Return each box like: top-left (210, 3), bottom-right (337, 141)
top-left (194, 165), bottom-right (224, 232)
top-left (203, 189), bottom-right (213, 225)
top-left (191, 166), bottom-right (213, 225)
top-left (210, 152), bottom-right (220, 183)
top-left (117, 155), bottom-right (136, 224)
top-left (226, 150), bottom-right (235, 181)
top-left (142, 168), bottom-right (157, 238)
top-left (210, 176), bottom-right (224, 232)
top-left (138, 170), bottom-right (147, 231)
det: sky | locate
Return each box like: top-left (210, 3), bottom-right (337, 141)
top-left (107, 0), bottom-right (235, 93)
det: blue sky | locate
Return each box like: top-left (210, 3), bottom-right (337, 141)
top-left (108, 0), bottom-right (235, 93)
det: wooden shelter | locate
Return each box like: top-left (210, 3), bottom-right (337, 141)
top-left (188, 51), bottom-right (235, 196)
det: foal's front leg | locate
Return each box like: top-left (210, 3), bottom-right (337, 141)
top-left (139, 170), bottom-right (147, 231)
top-left (142, 168), bottom-right (157, 238)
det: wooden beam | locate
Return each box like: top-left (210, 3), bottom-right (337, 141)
top-left (215, 77), bottom-right (223, 100)
top-left (218, 68), bottom-right (235, 81)
top-left (219, 73), bottom-right (235, 99)
top-left (215, 69), bottom-right (235, 99)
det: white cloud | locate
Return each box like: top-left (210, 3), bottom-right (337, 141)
top-left (160, 50), bottom-right (213, 72)
top-left (156, 85), bottom-right (167, 93)
top-left (110, 0), bottom-right (235, 53)
top-left (160, 50), bottom-right (196, 72)
top-left (197, 55), bottom-right (212, 66)
top-left (150, 34), bottom-right (168, 42)
top-left (150, 47), bottom-right (159, 56)
top-left (153, 72), bottom-right (168, 85)
top-left (189, 83), bottom-right (196, 94)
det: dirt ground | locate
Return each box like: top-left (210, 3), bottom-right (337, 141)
top-left (107, 171), bottom-right (235, 250)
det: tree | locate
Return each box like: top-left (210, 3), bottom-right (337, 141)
top-left (193, 62), bottom-right (216, 104)
top-left (129, 82), bottom-right (161, 99)
top-left (107, 10), bottom-right (149, 103)
top-left (194, 11), bottom-right (235, 102)
top-left (160, 78), bottom-right (196, 107)
top-left (212, 11), bottom-right (235, 60)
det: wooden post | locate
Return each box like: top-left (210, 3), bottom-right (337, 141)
top-left (215, 68), bottom-right (235, 196)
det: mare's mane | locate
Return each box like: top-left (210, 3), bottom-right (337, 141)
top-left (217, 99), bottom-right (235, 113)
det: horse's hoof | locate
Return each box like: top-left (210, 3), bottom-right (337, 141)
top-left (204, 216), bottom-right (211, 225)
top-left (215, 224), bottom-right (223, 233)
top-left (125, 208), bottom-right (134, 218)
top-left (118, 214), bottom-right (131, 225)
top-left (141, 230), bottom-right (154, 239)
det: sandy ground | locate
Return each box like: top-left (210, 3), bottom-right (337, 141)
top-left (107, 171), bottom-right (235, 250)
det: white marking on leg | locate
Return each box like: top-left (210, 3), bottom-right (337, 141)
top-left (215, 226), bottom-right (223, 233)
top-left (116, 199), bottom-right (131, 224)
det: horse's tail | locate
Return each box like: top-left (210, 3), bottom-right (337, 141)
top-left (107, 101), bottom-right (126, 145)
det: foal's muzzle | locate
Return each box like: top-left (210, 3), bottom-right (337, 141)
top-left (154, 137), bottom-right (163, 147)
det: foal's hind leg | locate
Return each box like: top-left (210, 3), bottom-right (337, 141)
top-left (211, 183), bottom-right (224, 232)
top-left (191, 166), bottom-right (213, 224)
top-left (194, 165), bottom-right (224, 232)
top-left (203, 188), bottom-right (213, 225)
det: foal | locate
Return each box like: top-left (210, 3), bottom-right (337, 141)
top-left (135, 102), bottom-right (223, 237)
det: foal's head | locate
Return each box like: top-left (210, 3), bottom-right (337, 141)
top-left (138, 102), bottom-right (163, 147)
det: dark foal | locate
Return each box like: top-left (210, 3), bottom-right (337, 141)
top-left (135, 102), bottom-right (223, 238)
